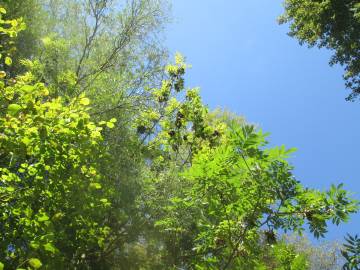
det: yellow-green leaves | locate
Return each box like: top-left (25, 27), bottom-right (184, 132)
top-left (100, 118), bottom-right (117, 128)
top-left (37, 212), bottom-right (49, 222)
top-left (106, 122), bottom-right (115, 128)
top-left (43, 243), bottom-right (57, 254)
top-left (41, 36), bottom-right (52, 46)
top-left (137, 54), bottom-right (222, 169)
top-left (21, 84), bottom-right (35, 93)
top-left (0, 68), bottom-right (113, 267)
top-left (80, 97), bottom-right (90, 106)
top-left (0, 7), bottom-right (25, 67)
top-left (7, 103), bottom-right (21, 115)
top-left (5, 56), bottom-right (12, 66)
top-left (100, 198), bottom-right (111, 207)
top-left (156, 118), bottom-right (358, 268)
top-left (90, 182), bottom-right (102, 190)
top-left (0, 16), bottom-right (112, 266)
top-left (28, 258), bottom-right (42, 269)
top-left (106, 118), bottom-right (117, 128)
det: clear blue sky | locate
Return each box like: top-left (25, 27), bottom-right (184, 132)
top-left (165, 0), bottom-right (360, 241)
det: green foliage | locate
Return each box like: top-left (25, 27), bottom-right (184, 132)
top-left (20, 0), bottom-right (171, 100)
top-left (152, 119), bottom-right (358, 269)
top-left (342, 234), bottom-right (360, 270)
top-left (0, 8), bottom-right (116, 268)
top-left (0, 6), bottom-right (26, 73)
top-left (137, 53), bottom-right (225, 164)
top-left (121, 53), bottom-right (227, 269)
top-left (0, 0), bottom-right (44, 76)
top-left (1, 3), bottom-right (359, 269)
top-left (270, 241), bottom-right (309, 270)
top-left (280, 0), bottom-right (360, 101)
top-left (2, 2), bottom-right (172, 267)
top-left (0, 73), bottom-right (113, 268)
top-left (28, 258), bottom-right (42, 269)
top-left (125, 54), bottom-right (359, 270)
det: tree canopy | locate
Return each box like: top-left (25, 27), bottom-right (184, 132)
top-left (0, 1), bottom-right (359, 269)
top-left (280, 0), bottom-right (360, 101)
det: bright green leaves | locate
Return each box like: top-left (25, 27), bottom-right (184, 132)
top-left (291, 184), bottom-right (359, 238)
top-left (155, 119), bottom-right (358, 268)
top-left (138, 54), bottom-right (224, 169)
top-left (106, 118), bottom-right (117, 128)
top-left (0, 12), bottom-right (113, 267)
top-left (7, 103), bottom-right (21, 115)
top-left (269, 241), bottom-right (309, 270)
top-left (21, 84), bottom-right (35, 93)
top-left (137, 54), bottom-right (358, 269)
top-left (36, 211), bottom-right (49, 223)
top-left (28, 258), bottom-right (42, 269)
top-left (326, 184), bottom-right (359, 225)
top-left (4, 56), bottom-right (12, 66)
top-left (0, 6), bottom-right (26, 69)
top-left (0, 76), bottom-right (111, 267)
top-left (90, 182), bottom-right (102, 190)
top-left (79, 97), bottom-right (90, 106)
top-left (100, 198), bottom-right (111, 206)
top-left (266, 145), bottom-right (297, 161)
top-left (106, 122), bottom-right (114, 128)
top-left (43, 243), bottom-right (57, 254)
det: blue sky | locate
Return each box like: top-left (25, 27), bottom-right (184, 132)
top-left (166, 0), bottom-right (360, 241)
